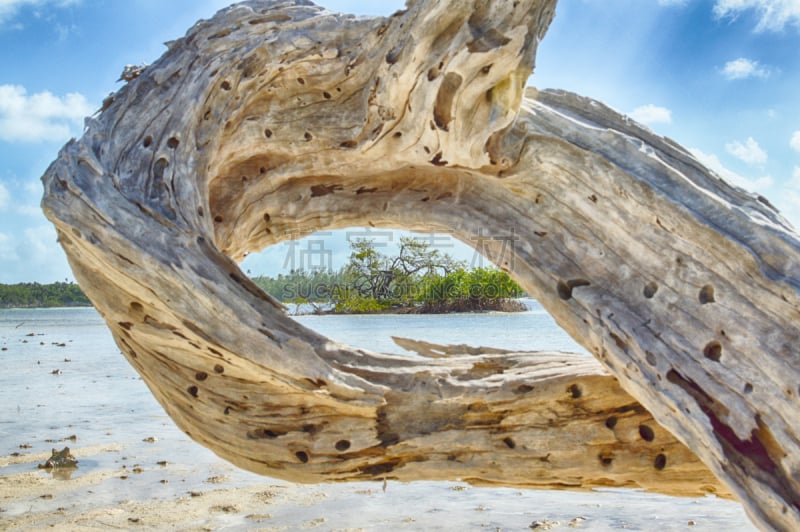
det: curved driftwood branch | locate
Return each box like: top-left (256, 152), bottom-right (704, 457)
top-left (41, 1), bottom-right (799, 529)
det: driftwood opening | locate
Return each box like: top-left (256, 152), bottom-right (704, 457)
top-left (41, 1), bottom-right (799, 529)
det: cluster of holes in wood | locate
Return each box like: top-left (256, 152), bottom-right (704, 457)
top-left (142, 135), bottom-right (180, 150)
top-left (560, 277), bottom-right (724, 364)
top-left (180, 358), bottom-right (354, 461)
top-left (186, 364), bottom-right (224, 399)
top-left (252, 435), bottom-right (355, 463)
top-left (603, 417), bottom-right (665, 470)
top-left (563, 279), bottom-right (717, 306)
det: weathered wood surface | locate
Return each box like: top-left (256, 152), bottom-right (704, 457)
top-left (40, 0), bottom-right (800, 529)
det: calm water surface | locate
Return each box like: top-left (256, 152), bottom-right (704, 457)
top-left (293, 299), bottom-right (588, 354)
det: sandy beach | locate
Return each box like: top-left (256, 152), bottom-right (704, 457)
top-left (0, 307), bottom-right (756, 531)
top-left (0, 441), bottom-right (755, 531)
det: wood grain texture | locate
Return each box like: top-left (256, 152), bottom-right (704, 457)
top-left (41, 1), bottom-right (799, 529)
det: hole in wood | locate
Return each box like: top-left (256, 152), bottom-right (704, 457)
top-left (195, 371), bottom-right (208, 381)
top-left (433, 72), bottom-right (463, 131)
top-left (699, 285), bottom-right (716, 304)
top-left (643, 282), bottom-right (659, 299)
top-left (639, 425), bottom-right (655, 442)
top-left (514, 384), bottom-right (534, 394)
top-left (187, 385), bottom-right (199, 398)
top-left (430, 152), bottom-right (447, 166)
top-left (385, 47), bottom-right (401, 64)
top-left (335, 440), bottom-right (351, 451)
top-left (654, 453), bottom-right (667, 470)
top-left (213, 364), bottom-right (225, 374)
top-left (598, 452), bottom-right (614, 467)
top-left (153, 158), bottom-right (169, 182)
top-left (568, 383), bottom-right (583, 399)
top-left (605, 416), bottom-right (618, 430)
top-left (557, 279), bottom-right (591, 301)
top-left (503, 437), bottom-right (516, 449)
top-left (703, 341), bottom-right (722, 362)
top-left (295, 451), bottom-right (309, 463)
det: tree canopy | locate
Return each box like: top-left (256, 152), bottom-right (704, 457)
top-left (251, 237), bottom-right (524, 313)
top-left (0, 282), bottom-right (91, 308)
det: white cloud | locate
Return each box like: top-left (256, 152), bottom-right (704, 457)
top-left (0, 224), bottom-right (73, 283)
top-left (714, 0), bottom-right (800, 32)
top-left (0, 0), bottom-right (79, 25)
top-left (629, 104), bottom-right (672, 125)
top-left (774, 172), bottom-right (800, 229)
top-left (0, 231), bottom-right (17, 262)
top-left (791, 131), bottom-right (800, 152)
top-left (721, 57), bottom-right (770, 80)
top-left (0, 182), bottom-right (9, 210)
top-left (17, 204), bottom-right (43, 216)
top-left (725, 137), bottom-right (768, 165)
top-left (24, 180), bottom-right (40, 194)
top-left (0, 84), bottom-right (92, 143)
top-left (690, 147), bottom-right (774, 192)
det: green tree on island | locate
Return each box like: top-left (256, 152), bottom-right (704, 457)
top-left (252, 237), bottom-right (525, 314)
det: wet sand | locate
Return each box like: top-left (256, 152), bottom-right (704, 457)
top-left (0, 441), bottom-right (756, 531)
top-left (0, 308), bottom-right (755, 531)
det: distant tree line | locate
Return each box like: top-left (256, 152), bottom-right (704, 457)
top-left (252, 237), bottom-right (526, 314)
top-left (0, 282), bottom-right (91, 308)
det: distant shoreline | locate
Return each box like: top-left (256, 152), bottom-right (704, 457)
top-left (1, 300), bottom-right (529, 314)
top-left (0, 303), bottom-right (93, 310)
top-left (311, 298), bottom-right (528, 315)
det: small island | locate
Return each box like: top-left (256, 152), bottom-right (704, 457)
top-left (252, 237), bottom-right (526, 314)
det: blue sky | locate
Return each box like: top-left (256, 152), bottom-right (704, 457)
top-left (1, 0), bottom-right (799, 282)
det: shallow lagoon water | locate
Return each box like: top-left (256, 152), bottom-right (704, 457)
top-left (0, 306), bottom-right (754, 530)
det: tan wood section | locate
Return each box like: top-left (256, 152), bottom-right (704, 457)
top-left (41, 1), bottom-right (800, 529)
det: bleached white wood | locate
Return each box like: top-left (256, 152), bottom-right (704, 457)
top-left (41, 1), bottom-right (799, 529)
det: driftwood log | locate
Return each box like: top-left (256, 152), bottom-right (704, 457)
top-left (40, 1), bottom-right (799, 529)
